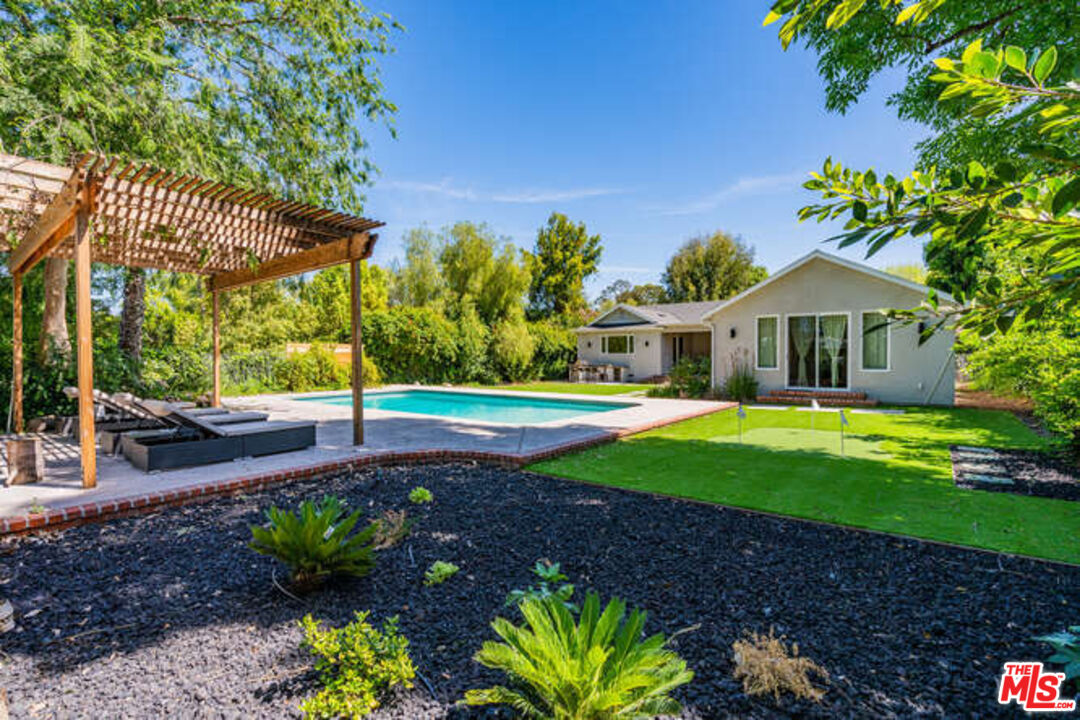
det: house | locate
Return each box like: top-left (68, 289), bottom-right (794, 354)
top-left (574, 301), bottom-right (718, 382)
top-left (574, 250), bottom-right (956, 405)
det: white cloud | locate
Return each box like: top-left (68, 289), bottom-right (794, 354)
top-left (382, 178), bottom-right (625, 204)
top-left (655, 171), bottom-right (808, 216)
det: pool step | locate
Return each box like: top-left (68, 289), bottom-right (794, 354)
top-left (756, 389), bottom-right (878, 407)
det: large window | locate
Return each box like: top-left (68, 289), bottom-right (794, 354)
top-left (862, 311), bottom-right (889, 371)
top-left (787, 313), bottom-right (849, 388)
top-left (756, 316), bottom-right (778, 369)
top-left (602, 335), bottom-right (634, 354)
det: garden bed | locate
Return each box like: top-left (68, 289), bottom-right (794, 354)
top-left (3, 463), bottom-right (1077, 718)
top-left (953, 445), bottom-right (1080, 501)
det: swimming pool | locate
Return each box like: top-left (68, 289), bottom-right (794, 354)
top-left (295, 389), bottom-right (637, 424)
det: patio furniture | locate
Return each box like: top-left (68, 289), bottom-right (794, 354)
top-left (120, 400), bottom-right (316, 472)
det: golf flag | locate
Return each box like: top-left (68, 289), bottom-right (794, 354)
top-left (839, 409), bottom-right (849, 426)
top-left (737, 405), bottom-right (747, 420)
top-left (839, 409), bottom-right (848, 457)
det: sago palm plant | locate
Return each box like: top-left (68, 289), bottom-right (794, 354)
top-left (249, 495), bottom-right (377, 591)
top-left (464, 591), bottom-right (693, 719)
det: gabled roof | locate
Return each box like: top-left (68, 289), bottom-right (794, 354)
top-left (584, 300), bottom-right (721, 330)
top-left (701, 249), bottom-right (954, 321)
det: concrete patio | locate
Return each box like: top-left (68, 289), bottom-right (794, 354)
top-left (0, 386), bottom-right (731, 522)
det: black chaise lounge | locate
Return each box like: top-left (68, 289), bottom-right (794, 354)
top-left (120, 400), bottom-right (316, 472)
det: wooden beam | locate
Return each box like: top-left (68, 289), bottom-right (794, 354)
top-left (9, 169), bottom-right (82, 274)
top-left (350, 258), bottom-right (364, 445)
top-left (209, 232), bottom-right (375, 292)
top-left (212, 290), bottom-right (221, 407)
top-left (74, 196), bottom-right (96, 488)
top-left (12, 271), bottom-right (22, 434)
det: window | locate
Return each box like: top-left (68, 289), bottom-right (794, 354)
top-left (601, 335), bottom-right (634, 354)
top-left (756, 316), bottom-right (778, 369)
top-left (862, 311), bottom-right (889, 370)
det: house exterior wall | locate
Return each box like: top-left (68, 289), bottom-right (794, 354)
top-left (660, 331), bottom-right (711, 374)
top-left (576, 329), bottom-right (664, 380)
top-left (707, 257), bottom-right (955, 405)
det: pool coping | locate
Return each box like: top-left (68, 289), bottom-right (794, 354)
top-left (0, 399), bottom-right (732, 536)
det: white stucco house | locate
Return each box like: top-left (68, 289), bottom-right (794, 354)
top-left (574, 250), bottom-right (956, 405)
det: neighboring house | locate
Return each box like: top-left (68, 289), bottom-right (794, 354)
top-left (574, 250), bottom-right (956, 405)
top-left (574, 301), bottom-right (718, 381)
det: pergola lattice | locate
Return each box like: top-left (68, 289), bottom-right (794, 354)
top-left (2, 153), bottom-right (382, 488)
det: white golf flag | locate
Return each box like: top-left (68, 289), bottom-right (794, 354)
top-left (811, 398), bottom-right (821, 412)
top-left (839, 409), bottom-right (849, 426)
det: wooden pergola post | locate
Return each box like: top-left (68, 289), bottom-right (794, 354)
top-left (350, 258), bottom-right (364, 445)
top-left (211, 289), bottom-right (221, 407)
top-left (11, 270), bottom-right (23, 434)
top-left (74, 192), bottom-right (96, 488)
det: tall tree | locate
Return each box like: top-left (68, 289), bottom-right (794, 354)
top-left (661, 232), bottom-right (767, 302)
top-left (439, 222), bottom-right (530, 324)
top-left (1, 0), bottom-right (398, 360)
top-left (596, 280), bottom-right (668, 309)
top-left (526, 212), bottom-right (602, 319)
top-left (390, 227), bottom-right (446, 308)
top-left (118, 268), bottom-right (146, 362)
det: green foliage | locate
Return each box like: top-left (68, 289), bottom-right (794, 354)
top-left (527, 322), bottom-right (578, 381)
top-left (294, 264), bottom-right (389, 343)
top-left (274, 345), bottom-right (349, 392)
top-left (596, 280), bottom-right (668, 309)
top-left (363, 307), bottom-right (460, 384)
top-left (249, 496), bottom-right (377, 590)
top-left (454, 303), bottom-right (494, 383)
top-left (527, 212), bottom-right (603, 319)
top-left (490, 317), bottom-right (537, 383)
top-left (464, 592), bottom-right (694, 719)
top-left (389, 227), bottom-right (446, 309)
top-left (424, 561), bottom-right (459, 586)
top-left (408, 487), bottom-right (433, 504)
top-left (1034, 626), bottom-right (1080, 688)
top-left (721, 351), bottom-right (759, 403)
top-left (669, 356), bottom-right (713, 399)
top-left (439, 222), bottom-right (532, 324)
top-left (299, 612), bottom-right (415, 719)
top-left (505, 561), bottom-right (576, 612)
top-left (662, 232), bottom-right (768, 303)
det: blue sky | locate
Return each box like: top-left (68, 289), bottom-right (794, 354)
top-left (360, 1), bottom-right (930, 299)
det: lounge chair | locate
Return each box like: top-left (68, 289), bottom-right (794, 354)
top-left (120, 400), bottom-right (316, 472)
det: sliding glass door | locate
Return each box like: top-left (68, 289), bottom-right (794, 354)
top-left (787, 314), bottom-right (848, 389)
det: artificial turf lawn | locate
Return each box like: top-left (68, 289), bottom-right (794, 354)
top-left (473, 381), bottom-right (652, 396)
top-left (531, 406), bottom-right (1080, 564)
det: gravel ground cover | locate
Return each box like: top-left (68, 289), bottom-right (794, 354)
top-left (3, 463), bottom-right (1079, 718)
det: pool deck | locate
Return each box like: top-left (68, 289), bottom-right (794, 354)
top-left (0, 386), bottom-right (732, 532)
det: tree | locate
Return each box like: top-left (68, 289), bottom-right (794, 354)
top-left (439, 222), bottom-right (530, 324)
top-left (765, 0), bottom-right (1079, 170)
top-left (1, 0), bottom-right (398, 361)
top-left (293, 263), bottom-right (389, 343)
top-left (390, 228), bottom-right (446, 308)
top-left (596, 280), bottom-right (668, 309)
top-left (119, 268), bottom-right (147, 362)
top-left (884, 263), bottom-right (928, 284)
top-left (661, 232), bottom-right (767, 302)
top-left (526, 212), bottom-right (602, 319)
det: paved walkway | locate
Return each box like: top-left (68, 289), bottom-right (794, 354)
top-left (0, 386), bottom-right (731, 521)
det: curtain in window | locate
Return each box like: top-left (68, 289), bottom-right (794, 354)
top-left (862, 312), bottom-right (888, 370)
top-left (819, 315), bottom-right (847, 387)
top-left (757, 317), bottom-right (777, 368)
top-left (790, 316), bottom-right (815, 386)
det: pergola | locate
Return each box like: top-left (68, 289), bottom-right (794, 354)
top-left (1, 153), bottom-right (382, 489)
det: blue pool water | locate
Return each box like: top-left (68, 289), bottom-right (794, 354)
top-left (295, 389), bottom-right (636, 424)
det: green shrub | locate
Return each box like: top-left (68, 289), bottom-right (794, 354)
top-left (505, 560), bottom-right (576, 612)
top-left (363, 307), bottom-right (459, 384)
top-left (274, 344), bottom-right (349, 392)
top-left (721, 351), bottom-right (758, 403)
top-left (527, 321), bottom-right (577, 380)
top-left (249, 496), bottom-right (377, 590)
top-left (142, 345), bottom-right (212, 398)
top-left (669, 356), bottom-right (712, 398)
top-left (424, 560), bottom-right (459, 586)
top-left (490, 316), bottom-right (536, 383)
top-left (408, 487), bottom-right (433, 504)
top-left (465, 592), bottom-right (694, 718)
top-left (299, 611), bottom-right (416, 718)
top-left (454, 303), bottom-right (494, 383)
top-left (1034, 626), bottom-right (1080, 689)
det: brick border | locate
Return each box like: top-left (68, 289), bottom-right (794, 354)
top-left (2, 401), bottom-right (732, 536)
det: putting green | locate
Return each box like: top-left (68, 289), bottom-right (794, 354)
top-left (707, 427), bottom-right (891, 461)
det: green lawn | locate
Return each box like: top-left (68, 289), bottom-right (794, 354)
top-left (472, 381), bottom-right (652, 396)
top-left (531, 406), bottom-right (1080, 564)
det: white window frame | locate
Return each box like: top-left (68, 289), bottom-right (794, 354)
top-left (859, 311), bottom-right (891, 372)
top-left (601, 334), bottom-right (635, 355)
top-left (783, 311), bottom-right (852, 390)
top-left (754, 314), bottom-right (780, 370)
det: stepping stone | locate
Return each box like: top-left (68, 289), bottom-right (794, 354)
top-left (967, 473), bottom-right (1015, 486)
top-left (955, 446), bottom-right (1001, 457)
top-left (958, 461), bottom-right (1006, 475)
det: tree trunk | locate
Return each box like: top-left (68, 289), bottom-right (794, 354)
top-left (39, 257), bottom-right (70, 361)
top-left (119, 267), bottom-right (146, 362)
